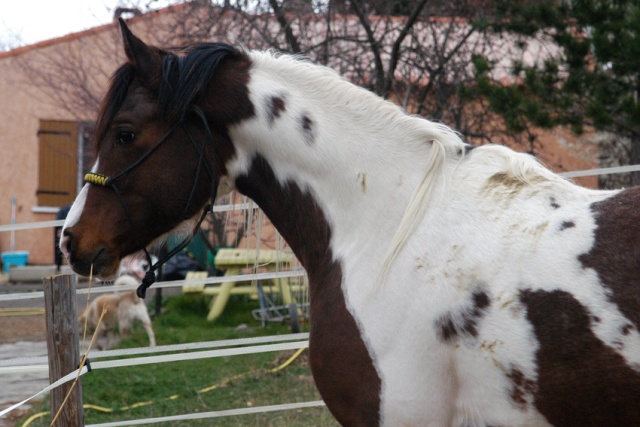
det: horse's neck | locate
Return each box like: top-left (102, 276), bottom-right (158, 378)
top-left (228, 108), bottom-right (436, 273)
top-left (225, 54), bottom-right (469, 274)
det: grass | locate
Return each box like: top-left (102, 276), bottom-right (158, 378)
top-left (17, 293), bottom-right (338, 427)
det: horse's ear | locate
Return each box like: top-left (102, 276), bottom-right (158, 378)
top-left (118, 18), bottom-right (162, 85)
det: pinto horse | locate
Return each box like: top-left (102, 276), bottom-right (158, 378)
top-left (61, 19), bottom-right (640, 426)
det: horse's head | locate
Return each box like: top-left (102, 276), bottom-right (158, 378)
top-left (61, 20), bottom-right (253, 278)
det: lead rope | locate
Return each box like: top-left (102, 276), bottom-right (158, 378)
top-left (137, 206), bottom-right (211, 298)
top-left (84, 106), bottom-right (218, 299)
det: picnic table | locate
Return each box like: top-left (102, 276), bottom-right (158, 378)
top-left (182, 248), bottom-right (298, 321)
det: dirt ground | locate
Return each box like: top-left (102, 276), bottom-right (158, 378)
top-left (0, 315), bottom-right (46, 344)
top-left (0, 282), bottom-right (53, 344)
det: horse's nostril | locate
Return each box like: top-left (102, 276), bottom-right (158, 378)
top-left (60, 230), bottom-right (74, 259)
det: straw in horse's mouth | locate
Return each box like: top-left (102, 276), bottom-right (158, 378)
top-left (91, 247), bottom-right (106, 267)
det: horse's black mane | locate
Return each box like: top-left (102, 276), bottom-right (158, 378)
top-left (159, 43), bottom-right (236, 121)
top-left (95, 42), bottom-right (237, 146)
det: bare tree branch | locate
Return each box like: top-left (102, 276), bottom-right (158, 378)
top-left (383, 0), bottom-right (429, 97)
top-left (350, 0), bottom-right (386, 94)
top-left (268, 0), bottom-right (302, 53)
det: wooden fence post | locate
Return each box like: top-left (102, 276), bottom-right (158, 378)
top-left (44, 274), bottom-right (84, 427)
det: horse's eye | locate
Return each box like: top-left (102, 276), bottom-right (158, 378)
top-left (116, 131), bottom-right (136, 145)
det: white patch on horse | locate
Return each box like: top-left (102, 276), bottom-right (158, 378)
top-left (60, 160), bottom-right (99, 257)
top-left (223, 50), bottom-right (639, 425)
top-left (61, 184), bottom-right (88, 231)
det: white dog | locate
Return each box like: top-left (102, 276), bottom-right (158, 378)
top-left (79, 275), bottom-right (156, 350)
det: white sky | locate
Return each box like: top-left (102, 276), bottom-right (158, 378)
top-left (0, 0), bottom-right (174, 47)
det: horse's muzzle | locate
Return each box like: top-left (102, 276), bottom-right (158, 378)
top-left (60, 229), bottom-right (119, 278)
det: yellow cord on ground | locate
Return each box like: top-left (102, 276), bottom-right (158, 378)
top-left (197, 372), bottom-right (251, 393)
top-left (119, 400), bottom-right (154, 410)
top-left (21, 403), bottom-right (114, 427)
top-left (21, 411), bottom-right (47, 427)
top-left (82, 404), bottom-right (113, 413)
top-left (270, 347), bottom-right (306, 373)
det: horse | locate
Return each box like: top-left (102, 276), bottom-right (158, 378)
top-left (60, 19), bottom-right (640, 426)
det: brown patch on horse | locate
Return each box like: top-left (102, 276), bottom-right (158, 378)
top-left (234, 155), bottom-right (381, 426)
top-left (435, 289), bottom-right (490, 343)
top-left (559, 220), bottom-right (575, 231)
top-left (578, 187), bottom-right (640, 332)
top-left (301, 114), bottom-right (315, 144)
top-left (200, 53), bottom-right (254, 168)
top-left (506, 367), bottom-right (536, 410)
top-left (267, 96), bottom-right (286, 125)
top-left (520, 289), bottom-right (640, 425)
top-left (487, 172), bottom-right (528, 190)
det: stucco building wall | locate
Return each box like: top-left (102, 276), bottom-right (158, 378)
top-left (0, 8), bottom-right (603, 266)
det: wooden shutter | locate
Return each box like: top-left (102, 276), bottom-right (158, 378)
top-left (37, 120), bottom-right (78, 207)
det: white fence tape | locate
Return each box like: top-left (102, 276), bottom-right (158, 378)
top-left (0, 365), bottom-right (89, 418)
top-left (0, 269), bottom-right (307, 302)
top-left (0, 202), bottom-right (257, 233)
top-left (0, 340), bottom-right (309, 419)
top-left (559, 164), bottom-right (640, 178)
top-left (0, 363), bottom-right (48, 374)
top-left (85, 400), bottom-right (327, 427)
top-left (0, 339), bottom-right (309, 374)
top-left (89, 340), bottom-right (308, 370)
top-left (0, 219), bottom-right (63, 233)
top-left (0, 333), bottom-right (310, 370)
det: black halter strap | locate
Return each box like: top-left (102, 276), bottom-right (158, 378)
top-left (84, 106), bottom-right (218, 298)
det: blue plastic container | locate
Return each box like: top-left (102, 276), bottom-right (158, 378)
top-left (1, 251), bottom-right (29, 273)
